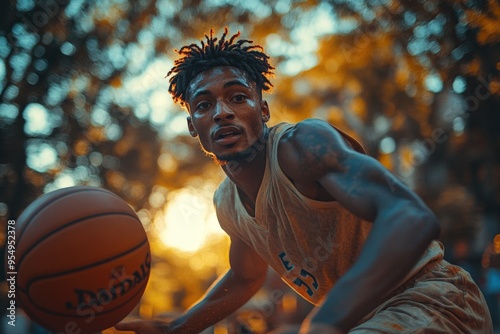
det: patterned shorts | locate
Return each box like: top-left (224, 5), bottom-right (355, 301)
top-left (350, 259), bottom-right (493, 333)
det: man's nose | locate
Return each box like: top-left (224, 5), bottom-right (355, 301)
top-left (213, 101), bottom-right (235, 121)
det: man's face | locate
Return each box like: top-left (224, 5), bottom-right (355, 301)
top-left (186, 66), bottom-right (270, 164)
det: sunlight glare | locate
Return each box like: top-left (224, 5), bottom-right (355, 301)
top-left (268, 3), bottom-right (337, 76)
top-left (24, 103), bottom-right (52, 136)
top-left (159, 185), bottom-right (223, 253)
top-left (44, 171), bottom-right (77, 192)
top-left (26, 142), bottom-right (57, 172)
top-left (149, 89), bottom-right (169, 125)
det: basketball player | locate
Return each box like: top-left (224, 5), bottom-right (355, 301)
top-left (115, 28), bottom-right (493, 333)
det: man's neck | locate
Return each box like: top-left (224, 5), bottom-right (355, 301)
top-left (222, 128), bottom-right (269, 203)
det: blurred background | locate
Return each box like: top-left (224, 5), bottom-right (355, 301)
top-left (0, 0), bottom-right (499, 333)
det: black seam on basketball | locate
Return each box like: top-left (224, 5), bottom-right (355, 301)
top-left (17, 187), bottom-right (120, 246)
top-left (26, 239), bottom-right (148, 291)
top-left (17, 211), bottom-right (141, 278)
top-left (25, 241), bottom-right (149, 316)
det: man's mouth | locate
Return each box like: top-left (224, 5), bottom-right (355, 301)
top-left (213, 126), bottom-right (243, 145)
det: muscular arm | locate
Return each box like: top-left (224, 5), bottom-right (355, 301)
top-left (115, 234), bottom-right (267, 334)
top-left (278, 119), bottom-right (440, 332)
top-left (168, 234), bottom-right (268, 333)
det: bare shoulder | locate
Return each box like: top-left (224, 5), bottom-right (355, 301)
top-left (277, 119), bottom-right (352, 181)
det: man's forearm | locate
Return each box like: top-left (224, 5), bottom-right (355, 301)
top-left (308, 208), bottom-right (439, 331)
top-left (169, 268), bottom-right (265, 333)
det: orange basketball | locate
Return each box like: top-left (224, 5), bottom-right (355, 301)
top-left (15, 186), bottom-right (150, 334)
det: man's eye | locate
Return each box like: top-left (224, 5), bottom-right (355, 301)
top-left (197, 102), bottom-right (210, 110)
top-left (232, 94), bottom-right (247, 102)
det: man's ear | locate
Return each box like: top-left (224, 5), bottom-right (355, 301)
top-left (261, 100), bottom-right (270, 123)
top-left (187, 117), bottom-right (198, 137)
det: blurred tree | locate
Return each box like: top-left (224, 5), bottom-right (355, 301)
top-left (0, 0), bottom-right (287, 330)
top-left (0, 0), bottom-right (291, 220)
top-left (270, 0), bottom-right (500, 259)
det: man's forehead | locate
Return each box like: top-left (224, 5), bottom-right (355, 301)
top-left (187, 66), bottom-right (254, 95)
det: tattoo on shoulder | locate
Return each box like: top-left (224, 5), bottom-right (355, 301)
top-left (296, 131), bottom-right (345, 175)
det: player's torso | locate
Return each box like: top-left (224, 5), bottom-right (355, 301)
top-left (215, 123), bottom-right (372, 304)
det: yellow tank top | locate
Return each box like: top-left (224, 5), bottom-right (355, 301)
top-left (214, 122), bottom-right (444, 305)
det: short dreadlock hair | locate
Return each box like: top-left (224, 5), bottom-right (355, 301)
top-left (167, 28), bottom-right (274, 107)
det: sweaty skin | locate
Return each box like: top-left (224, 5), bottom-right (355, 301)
top-left (115, 67), bottom-right (440, 334)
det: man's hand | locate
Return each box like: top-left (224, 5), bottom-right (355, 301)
top-left (114, 320), bottom-right (172, 334)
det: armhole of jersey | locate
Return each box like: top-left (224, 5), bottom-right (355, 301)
top-left (329, 124), bottom-right (366, 154)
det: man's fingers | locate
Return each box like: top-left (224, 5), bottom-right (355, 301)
top-left (115, 320), bottom-right (154, 332)
top-left (115, 320), bottom-right (145, 331)
top-left (114, 320), bottom-right (171, 334)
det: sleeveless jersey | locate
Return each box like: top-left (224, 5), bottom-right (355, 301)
top-left (214, 122), bottom-right (444, 305)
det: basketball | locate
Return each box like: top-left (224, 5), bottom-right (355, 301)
top-left (15, 186), bottom-right (151, 334)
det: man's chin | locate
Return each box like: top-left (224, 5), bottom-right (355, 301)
top-left (200, 148), bottom-right (242, 166)
top-left (214, 150), bottom-right (253, 166)
top-left (204, 131), bottom-right (268, 167)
